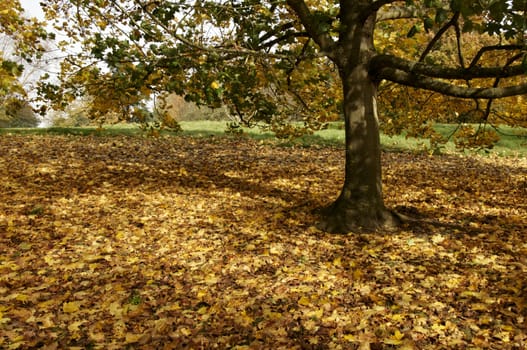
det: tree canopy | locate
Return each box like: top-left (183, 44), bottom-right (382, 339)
top-left (40, 0), bottom-right (527, 124)
top-left (38, 0), bottom-right (527, 231)
top-left (0, 0), bottom-right (51, 126)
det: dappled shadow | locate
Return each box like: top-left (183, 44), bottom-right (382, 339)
top-left (1, 135), bottom-right (526, 348)
top-left (2, 135), bottom-right (525, 236)
top-left (382, 151), bottom-right (526, 234)
top-left (3, 135), bottom-right (331, 200)
top-left (0, 135), bottom-right (339, 242)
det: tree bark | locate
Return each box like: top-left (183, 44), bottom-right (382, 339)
top-left (318, 10), bottom-right (400, 233)
top-left (318, 64), bottom-right (400, 233)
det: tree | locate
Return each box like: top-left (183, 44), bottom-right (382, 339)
top-left (0, 0), bottom-right (52, 126)
top-left (41, 0), bottom-right (527, 232)
top-left (0, 99), bottom-right (39, 127)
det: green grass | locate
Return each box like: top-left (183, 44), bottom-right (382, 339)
top-left (433, 123), bottom-right (527, 156)
top-left (1, 121), bottom-right (525, 156)
top-left (0, 125), bottom-right (142, 137)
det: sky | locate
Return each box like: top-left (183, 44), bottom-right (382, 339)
top-left (19, 0), bottom-right (45, 20)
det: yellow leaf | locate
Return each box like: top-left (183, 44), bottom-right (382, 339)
top-left (19, 242), bottom-right (32, 250)
top-left (343, 334), bottom-right (356, 342)
top-left (272, 212), bottom-right (284, 221)
top-left (179, 327), bottom-right (192, 336)
top-left (269, 243), bottom-right (283, 254)
top-left (204, 274), bottom-right (218, 285)
top-left (178, 167), bottom-right (188, 176)
top-left (63, 301), bottom-right (80, 313)
top-left (303, 319), bottom-right (319, 332)
top-left (393, 330), bottom-right (405, 340)
top-left (196, 290), bottom-right (208, 299)
top-left (113, 320), bottom-right (126, 338)
top-left (68, 320), bottom-right (86, 332)
top-left (431, 234), bottom-right (445, 244)
top-left (306, 308), bottom-right (324, 319)
top-left (298, 296), bottom-right (311, 306)
top-left (154, 318), bottom-right (171, 333)
top-left (353, 269), bottom-right (363, 280)
top-left (125, 333), bottom-right (144, 344)
top-left (15, 294), bottom-right (29, 302)
top-left (383, 330), bottom-right (405, 345)
top-left (36, 313), bottom-right (55, 328)
top-left (391, 314), bottom-right (404, 322)
top-left (235, 312), bottom-right (254, 327)
top-left (63, 262), bottom-right (85, 270)
top-left (109, 301), bottom-right (123, 318)
top-left (210, 81), bottom-right (220, 89)
top-left (44, 255), bottom-right (55, 265)
top-left (494, 331), bottom-right (511, 342)
top-left (265, 311), bottom-right (282, 320)
top-left (308, 336), bottom-right (319, 344)
top-left (358, 342), bottom-right (372, 350)
top-left (90, 332), bottom-right (105, 342)
top-left (399, 342), bottom-right (416, 350)
top-left (197, 306), bottom-right (209, 315)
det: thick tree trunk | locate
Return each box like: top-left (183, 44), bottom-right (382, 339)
top-left (318, 11), bottom-right (400, 233)
top-left (319, 65), bottom-right (400, 233)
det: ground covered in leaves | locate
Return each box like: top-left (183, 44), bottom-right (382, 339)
top-left (0, 135), bottom-right (526, 349)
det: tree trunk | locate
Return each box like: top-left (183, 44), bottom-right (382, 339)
top-left (318, 11), bottom-right (400, 233)
top-left (319, 64), bottom-right (400, 233)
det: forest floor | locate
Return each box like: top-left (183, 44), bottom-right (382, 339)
top-left (0, 134), bottom-right (526, 349)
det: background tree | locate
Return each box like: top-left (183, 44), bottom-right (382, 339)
top-left (40, 0), bottom-right (527, 232)
top-left (0, 99), bottom-right (39, 127)
top-left (0, 0), bottom-right (52, 127)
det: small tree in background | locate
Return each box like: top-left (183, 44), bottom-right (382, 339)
top-left (0, 0), bottom-right (52, 127)
top-left (0, 98), bottom-right (39, 127)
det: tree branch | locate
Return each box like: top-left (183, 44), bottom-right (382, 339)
top-left (257, 22), bottom-right (296, 44)
top-left (130, 0), bottom-right (291, 60)
top-left (376, 5), bottom-right (428, 21)
top-left (363, 0), bottom-right (400, 19)
top-left (257, 32), bottom-right (309, 50)
top-left (376, 67), bottom-right (527, 99)
top-left (469, 45), bottom-right (526, 69)
top-left (419, 12), bottom-right (460, 62)
top-left (371, 54), bottom-right (527, 80)
top-left (453, 17), bottom-right (465, 68)
top-left (285, 0), bottom-right (336, 54)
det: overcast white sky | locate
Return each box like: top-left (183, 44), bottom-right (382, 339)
top-left (19, 0), bottom-right (45, 19)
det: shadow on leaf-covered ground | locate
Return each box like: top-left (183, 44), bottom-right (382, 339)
top-left (0, 135), bottom-right (525, 349)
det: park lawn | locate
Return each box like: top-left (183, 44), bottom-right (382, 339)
top-left (1, 121), bottom-right (526, 156)
top-left (0, 134), bottom-right (526, 349)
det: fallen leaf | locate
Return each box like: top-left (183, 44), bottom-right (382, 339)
top-left (62, 302), bottom-right (80, 313)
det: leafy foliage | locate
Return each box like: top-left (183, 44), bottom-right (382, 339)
top-left (376, 21), bottom-right (527, 150)
top-left (0, 0), bottom-right (52, 125)
top-left (39, 0), bottom-right (342, 134)
top-left (0, 135), bottom-right (526, 348)
top-left (0, 0), bottom-right (50, 59)
top-left (0, 100), bottom-right (39, 128)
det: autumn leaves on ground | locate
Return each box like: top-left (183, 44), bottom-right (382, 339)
top-left (1, 134), bottom-right (526, 349)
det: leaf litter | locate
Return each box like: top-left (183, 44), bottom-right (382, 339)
top-left (0, 135), bottom-right (525, 349)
